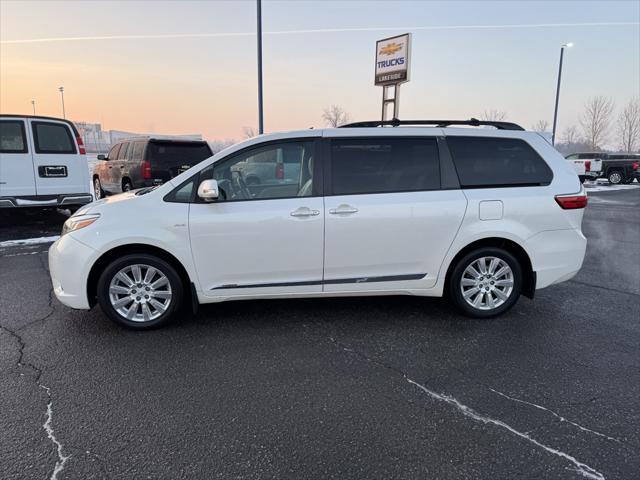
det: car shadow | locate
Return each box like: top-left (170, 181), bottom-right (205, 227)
top-left (0, 208), bottom-right (69, 242)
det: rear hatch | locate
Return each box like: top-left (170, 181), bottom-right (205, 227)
top-left (146, 140), bottom-right (212, 183)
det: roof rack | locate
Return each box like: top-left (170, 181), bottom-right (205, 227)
top-left (339, 118), bottom-right (525, 131)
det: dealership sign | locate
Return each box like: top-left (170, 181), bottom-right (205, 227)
top-left (375, 33), bottom-right (411, 86)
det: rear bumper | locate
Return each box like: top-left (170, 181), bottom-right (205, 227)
top-left (0, 193), bottom-right (93, 208)
top-left (48, 234), bottom-right (96, 309)
top-left (525, 228), bottom-right (587, 289)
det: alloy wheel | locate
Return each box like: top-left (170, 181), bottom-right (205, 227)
top-left (460, 256), bottom-right (514, 311)
top-left (108, 264), bottom-right (172, 322)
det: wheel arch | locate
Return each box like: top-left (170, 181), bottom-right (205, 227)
top-left (87, 243), bottom-right (193, 308)
top-left (443, 237), bottom-right (535, 299)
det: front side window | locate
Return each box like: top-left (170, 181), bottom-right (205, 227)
top-left (107, 144), bottom-right (120, 160)
top-left (32, 121), bottom-right (76, 154)
top-left (0, 120), bottom-right (27, 153)
top-left (200, 141), bottom-right (315, 201)
top-left (447, 136), bottom-right (553, 188)
top-left (330, 138), bottom-right (440, 195)
top-left (117, 143), bottom-right (130, 160)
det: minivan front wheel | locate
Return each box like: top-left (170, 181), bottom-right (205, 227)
top-left (97, 254), bottom-right (184, 329)
top-left (449, 248), bottom-right (522, 318)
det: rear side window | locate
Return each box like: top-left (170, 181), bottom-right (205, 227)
top-left (330, 138), bottom-right (440, 195)
top-left (32, 121), bottom-right (76, 154)
top-left (146, 141), bottom-right (212, 166)
top-left (447, 137), bottom-right (553, 188)
top-left (0, 120), bottom-right (27, 153)
top-left (107, 144), bottom-right (120, 160)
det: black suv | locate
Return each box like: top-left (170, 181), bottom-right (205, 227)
top-left (93, 137), bottom-right (213, 197)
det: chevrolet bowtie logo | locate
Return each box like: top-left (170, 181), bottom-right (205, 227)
top-left (380, 43), bottom-right (402, 55)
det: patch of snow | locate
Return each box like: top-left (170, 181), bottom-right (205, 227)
top-left (584, 181), bottom-right (639, 193)
top-left (0, 236), bottom-right (60, 248)
top-left (407, 378), bottom-right (605, 480)
top-left (40, 385), bottom-right (70, 480)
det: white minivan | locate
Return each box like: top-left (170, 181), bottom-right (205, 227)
top-left (0, 115), bottom-right (92, 209)
top-left (49, 119), bottom-right (588, 329)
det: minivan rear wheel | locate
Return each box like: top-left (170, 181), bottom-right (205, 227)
top-left (448, 247), bottom-right (522, 318)
top-left (97, 254), bottom-right (184, 329)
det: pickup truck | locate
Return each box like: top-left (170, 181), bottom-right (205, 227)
top-left (565, 152), bottom-right (639, 184)
top-left (601, 154), bottom-right (640, 184)
top-left (565, 153), bottom-right (604, 183)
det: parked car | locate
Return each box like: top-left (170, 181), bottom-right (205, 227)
top-left (0, 115), bottom-right (92, 209)
top-left (565, 152), bottom-right (604, 183)
top-left (602, 153), bottom-right (640, 184)
top-left (49, 119), bottom-right (588, 329)
top-left (93, 137), bottom-right (213, 198)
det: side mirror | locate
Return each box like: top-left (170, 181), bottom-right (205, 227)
top-left (197, 179), bottom-right (219, 201)
top-left (97, 154), bottom-right (107, 160)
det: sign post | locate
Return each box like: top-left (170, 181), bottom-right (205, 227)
top-left (375, 33), bottom-right (411, 121)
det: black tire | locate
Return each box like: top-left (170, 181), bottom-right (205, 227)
top-left (607, 170), bottom-right (624, 185)
top-left (448, 247), bottom-right (522, 319)
top-left (97, 254), bottom-right (184, 330)
top-left (122, 180), bottom-right (133, 192)
top-left (94, 177), bottom-right (105, 200)
top-left (579, 176), bottom-right (586, 184)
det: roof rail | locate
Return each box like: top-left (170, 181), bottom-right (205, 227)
top-left (339, 118), bottom-right (525, 131)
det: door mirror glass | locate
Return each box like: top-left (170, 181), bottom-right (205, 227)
top-left (97, 154), bottom-right (107, 160)
top-left (197, 179), bottom-right (219, 201)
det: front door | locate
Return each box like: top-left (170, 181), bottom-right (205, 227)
top-left (323, 135), bottom-right (467, 291)
top-left (190, 139), bottom-right (325, 297)
top-left (0, 118), bottom-right (35, 198)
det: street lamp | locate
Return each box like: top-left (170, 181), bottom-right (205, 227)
top-left (58, 86), bottom-right (66, 119)
top-left (31, 100), bottom-right (36, 115)
top-left (256, 0), bottom-right (264, 134)
top-left (551, 43), bottom-right (573, 145)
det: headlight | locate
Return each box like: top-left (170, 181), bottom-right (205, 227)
top-left (61, 214), bottom-right (100, 236)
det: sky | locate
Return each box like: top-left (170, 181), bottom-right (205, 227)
top-left (1, 0), bottom-right (639, 143)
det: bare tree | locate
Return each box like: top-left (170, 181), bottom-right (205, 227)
top-left (481, 109), bottom-right (508, 121)
top-left (531, 120), bottom-right (550, 132)
top-left (562, 125), bottom-right (581, 145)
top-left (242, 126), bottom-right (257, 139)
top-left (617, 98), bottom-right (640, 153)
top-left (322, 105), bottom-right (350, 127)
top-left (580, 96), bottom-right (615, 150)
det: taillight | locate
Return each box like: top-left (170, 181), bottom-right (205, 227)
top-left (275, 162), bottom-right (284, 180)
top-left (584, 160), bottom-right (591, 172)
top-left (633, 161), bottom-right (639, 171)
top-left (76, 135), bottom-right (86, 154)
top-left (555, 193), bottom-right (588, 209)
top-left (142, 160), bottom-right (152, 180)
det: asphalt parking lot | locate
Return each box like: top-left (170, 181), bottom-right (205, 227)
top-left (1, 186), bottom-right (639, 480)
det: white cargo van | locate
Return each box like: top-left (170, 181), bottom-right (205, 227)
top-left (0, 115), bottom-right (93, 209)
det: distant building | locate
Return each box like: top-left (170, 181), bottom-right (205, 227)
top-left (73, 121), bottom-right (203, 153)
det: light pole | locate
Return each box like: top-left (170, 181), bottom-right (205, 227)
top-left (256, 0), bottom-right (264, 134)
top-left (31, 100), bottom-right (36, 115)
top-left (551, 42), bottom-right (572, 145)
top-left (58, 86), bottom-right (66, 119)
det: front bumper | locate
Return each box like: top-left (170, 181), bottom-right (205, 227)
top-left (0, 193), bottom-right (94, 208)
top-left (48, 234), bottom-right (97, 309)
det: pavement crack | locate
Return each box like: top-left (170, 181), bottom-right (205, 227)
top-left (41, 385), bottom-right (71, 480)
top-left (488, 388), bottom-right (624, 445)
top-left (313, 327), bottom-right (606, 480)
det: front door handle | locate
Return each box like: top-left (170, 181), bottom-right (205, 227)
top-left (290, 207), bottom-right (320, 217)
top-left (329, 204), bottom-right (358, 215)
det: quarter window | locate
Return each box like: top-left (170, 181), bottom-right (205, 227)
top-left (32, 122), bottom-right (76, 154)
top-left (330, 138), bottom-right (440, 195)
top-left (131, 142), bottom-right (145, 161)
top-left (199, 141), bottom-right (315, 201)
top-left (0, 121), bottom-right (27, 153)
top-left (447, 137), bottom-right (553, 188)
top-left (107, 144), bottom-right (120, 160)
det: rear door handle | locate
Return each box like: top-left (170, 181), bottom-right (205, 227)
top-left (329, 204), bottom-right (358, 215)
top-left (290, 207), bottom-right (320, 217)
